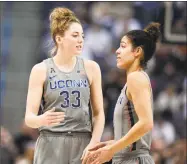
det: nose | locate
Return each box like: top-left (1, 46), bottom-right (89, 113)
top-left (116, 48), bottom-right (120, 55)
top-left (78, 36), bottom-right (84, 43)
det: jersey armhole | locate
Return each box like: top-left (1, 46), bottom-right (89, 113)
top-left (140, 71), bottom-right (152, 96)
top-left (125, 85), bottom-right (133, 103)
top-left (42, 59), bottom-right (49, 97)
top-left (82, 58), bottom-right (91, 86)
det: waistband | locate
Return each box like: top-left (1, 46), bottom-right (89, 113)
top-left (113, 149), bottom-right (150, 161)
top-left (40, 130), bottom-right (92, 137)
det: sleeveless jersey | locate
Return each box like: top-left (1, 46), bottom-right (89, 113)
top-left (113, 71), bottom-right (153, 158)
top-left (38, 57), bottom-right (92, 133)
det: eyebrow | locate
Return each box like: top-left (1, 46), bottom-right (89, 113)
top-left (120, 41), bottom-right (126, 44)
top-left (73, 32), bottom-right (84, 35)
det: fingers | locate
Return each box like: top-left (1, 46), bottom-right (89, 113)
top-left (47, 115), bottom-right (65, 120)
top-left (48, 112), bottom-right (65, 116)
top-left (48, 107), bottom-right (55, 112)
top-left (47, 108), bottom-right (65, 121)
top-left (92, 160), bottom-right (100, 164)
top-left (85, 153), bottom-right (99, 164)
top-left (47, 115), bottom-right (65, 123)
top-left (46, 114), bottom-right (65, 126)
top-left (82, 152), bottom-right (90, 164)
top-left (50, 122), bottom-right (61, 126)
top-left (81, 149), bottom-right (86, 160)
top-left (89, 152), bottom-right (101, 164)
top-left (89, 143), bottom-right (106, 151)
top-left (90, 160), bottom-right (99, 164)
top-left (49, 118), bottom-right (64, 123)
top-left (48, 107), bottom-right (65, 115)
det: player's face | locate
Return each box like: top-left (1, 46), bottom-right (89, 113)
top-left (115, 36), bottom-right (136, 69)
top-left (59, 22), bottom-right (84, 55)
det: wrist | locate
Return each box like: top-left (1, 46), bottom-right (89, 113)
top-left (107, 144), bottom-right (116, 155)
top-left (107, 140), bottom-right (115, 145)
top-left (37, 115), bottom-right (43, 127)
top-left (89, 139), bottom-right (100, 145)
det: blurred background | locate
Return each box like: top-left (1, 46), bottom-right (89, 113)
top-left (0, 1), bottom-right (186, 164)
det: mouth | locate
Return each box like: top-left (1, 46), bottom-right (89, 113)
top-left (116, 57), bottom-right (121, 61)
top-left (76, 45), bottom-right (82, 50)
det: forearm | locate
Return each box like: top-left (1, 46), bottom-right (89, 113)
top-left (25, 111), bottom-right (41, 128)
top-left (90, 112), bottom-right (105, 144)
top-left (111, 121), bottom-right (153, 153)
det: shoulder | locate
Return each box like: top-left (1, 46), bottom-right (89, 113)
top-left (30, 61), bottom-right (47, 82)
top-left (83, 59), bottom-right (101, 72)
top-left (127, 71), bottom-right (149, 89)
top-left (31, 61), bottom-right (47, 74)
top-left (82, 59), bottom-right (101, 84)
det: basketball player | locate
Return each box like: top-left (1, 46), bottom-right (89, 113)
top-left (24, 7), bottom-right (105, 164)
top-left (82, 23), bottom-right (161, 164)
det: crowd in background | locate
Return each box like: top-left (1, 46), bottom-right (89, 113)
top-left (1, 2), bottom-right (186, 164)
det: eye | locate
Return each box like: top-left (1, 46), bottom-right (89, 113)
top-left (72, 35), bottom-right (78, 38)
top-left (121, 45), bottom-right (126, 48)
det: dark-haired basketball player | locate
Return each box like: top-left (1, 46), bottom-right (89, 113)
top-left (83, 22), bottom-right (161, 164)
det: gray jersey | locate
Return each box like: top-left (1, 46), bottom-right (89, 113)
top-left (113, 71), bottom-right (153, 158)
top-left (39, 57), bottom-right (92, 133)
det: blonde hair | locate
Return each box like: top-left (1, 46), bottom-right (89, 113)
top-left (49, 7), bottom-right (80, 56)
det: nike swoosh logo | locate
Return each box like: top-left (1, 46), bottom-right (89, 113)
top-left (49, 75), bottom-right (57, 80)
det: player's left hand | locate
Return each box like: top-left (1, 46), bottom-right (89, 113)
top-left (81, 142), bottom-right (98, 162)
top-left (82, 145), bottom-right (114, 164)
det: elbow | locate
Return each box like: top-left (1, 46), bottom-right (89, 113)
top-left (24, 115), bottom-right (32, 128)
top-left (140, 120), bottom-right (154, 133)
top-left (93, 110), bottom-right (105, 118)
top-left (144, 120), bottom-right (154, 132)
top-left (93, 110), bottom-right (105, 122)
top-left (24, 116), bottom-right (29, 127)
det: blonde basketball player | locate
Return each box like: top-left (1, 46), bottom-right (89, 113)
top-left (25, 7), bottom-right (105, 164)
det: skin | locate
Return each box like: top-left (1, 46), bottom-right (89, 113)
top-left (25, 22), bottom-right (105, 158)
top-left (82, 36), bottom-right (154, 164)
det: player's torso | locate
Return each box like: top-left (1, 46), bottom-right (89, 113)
top-left (39, 57), bottom-right (92, 132)
top-left (113, 78), bottom-right (152, 157)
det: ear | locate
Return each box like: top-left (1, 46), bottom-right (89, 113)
top-left (134, 46), bottom-right (143, 58)
top-left (55, 35), bottom-right (63, 44)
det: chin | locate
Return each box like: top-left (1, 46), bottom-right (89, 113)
top-left (117, 63), bottom-right (123, 69)
top-left (76, 51), bottom-right (82, 55)
top-left (117, 63), bottom-right (127, 70)
top-left (74, 52), bottom-right (81, 56)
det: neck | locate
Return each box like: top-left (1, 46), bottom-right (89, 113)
top-left (53, 49), bottom-right (77, 72)
top-left (126, 59), bottom-right (142, 76)
top-left (54, 48), bottom-right (76, 66)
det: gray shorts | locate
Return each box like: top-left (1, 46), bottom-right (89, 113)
top-left (33, 131), bottom-right (91, 164)
top-left (112, 155), bottom-right (154, 164)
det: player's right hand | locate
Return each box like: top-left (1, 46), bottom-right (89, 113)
top-left (88, 140), bottom-right (115, 151)
top-left (39, 107), bottom-right (65, 127)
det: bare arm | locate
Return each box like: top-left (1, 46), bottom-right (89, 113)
top-left (84, 60), bottom-right (105, 144)
top-left (110, 72), bottom-right (153, 153)
top-left (89, 61), bottom-right (105, 144)
top-left (25, 63), bottom-right (46, 128)
top-left (25, 62), bottom-right (64, 128)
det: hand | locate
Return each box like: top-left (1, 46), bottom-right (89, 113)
top-left (81, 142), bottom-right (105, 164)
top-left (81, 142), bottom-right (99, 162)
top-left (88, 140), bottom-right (115, 151)
top-left (86, 145), bottom-right (114, 164)
top-left (39, 107), bottom-right (65, 127)
top-left (88, 142), bottom-right (107, 152)
top-left (82, 140), bottom-right (115, 164)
